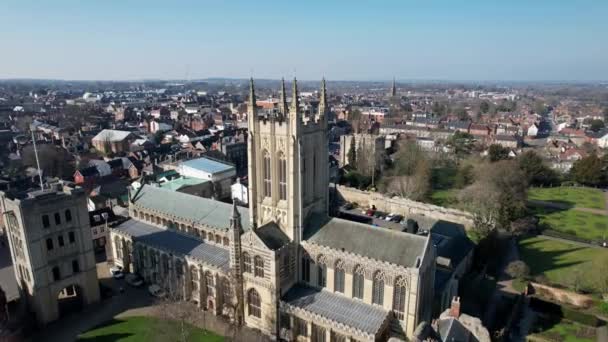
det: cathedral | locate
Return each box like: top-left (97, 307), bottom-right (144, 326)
top-left (109, 78), bottom-right (436, 341)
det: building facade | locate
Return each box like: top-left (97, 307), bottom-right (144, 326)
top-left (0, 185), bottom-right (100, 324)
top-left (109, 79), bottom-right (435, 341)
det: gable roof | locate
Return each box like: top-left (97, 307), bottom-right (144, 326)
top-left (131, 185), bottom-right (250, 230)
top-left (304, 216), bottom-right (428, 268)
top-left (92, 129), bottom-right (135, 142)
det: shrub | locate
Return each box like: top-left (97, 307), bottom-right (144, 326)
top-left (598, 301), bottom-right (608, 315)
top-left (506, 260), bottom-right (530, 279)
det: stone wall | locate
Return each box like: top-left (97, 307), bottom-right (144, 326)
top-left (529, 282), bottom-right (594, 309)
top-left (335, 185), bottom-right (474, 228)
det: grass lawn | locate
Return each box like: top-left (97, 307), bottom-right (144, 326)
top-left (528, 187), bottom-right (606, 210)
top-left (528, 205), bottom-right (608, 241)
top-left (519, 237), bottom-right (608, 293)
top-left (428, 189), bottom-right (459, 208)
top-left (77, 316), bottom-right (224, 342)
top-left (529, 318), bottom-right (596, 342)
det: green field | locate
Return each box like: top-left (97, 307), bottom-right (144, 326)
top-left (77, 316), bottom-right (224, 342)
top-left (519, 237), bottom-right (608, 293)
top-left (529, 318), bottom-right (596, 342)
top-left (429, 189), bottom-right (459, 208)
top-left (529, 205), bottom-right (608, 241)
top-left (528, 187), bottom-right (606, 210)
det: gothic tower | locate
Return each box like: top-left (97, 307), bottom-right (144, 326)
top-left (247, 78), bottom-right (329, 242)
top-left (228, 200), bottom-right (244, 324)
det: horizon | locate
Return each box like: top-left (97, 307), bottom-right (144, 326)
top-left (1, 0), bottom-right (608, 81)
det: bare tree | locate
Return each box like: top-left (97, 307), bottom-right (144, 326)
top-left (152, 292), bottom-right (202, 342)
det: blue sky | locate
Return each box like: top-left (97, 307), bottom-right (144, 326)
top-left (1, 0), bottom-right (607, 81)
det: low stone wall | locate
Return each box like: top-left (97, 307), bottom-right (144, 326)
top-left (529, 282), bottom-right (594, 309)
top-left (335, 185), bottom-right (474, 228)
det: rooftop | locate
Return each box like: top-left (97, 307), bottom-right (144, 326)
top-left (304, 216), bottom-right (428, 268)
top-left (113, 219), bottom-right (230, 270)
top-left (281, 284), bottom-right (389, 337)
top-left (131, 185), bottom-right (250, 230)
top-left (180, 157), bottom-right (235, 174)
top-left (92, 129), bottom-right (135, 142)
top-left (158, 176), bottom-right (209, 192)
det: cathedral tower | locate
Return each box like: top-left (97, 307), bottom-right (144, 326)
top-left (247, 78), bottom-right (329, 242)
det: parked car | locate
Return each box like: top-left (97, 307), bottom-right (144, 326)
top-left (148, 284), bottom-right (166, 298)
top-left (126, 274), bottom-right (144, 287)
top-left (110, 266), bottom-right (124, 279)
top-left (389, 214), bottom-right (403, 223)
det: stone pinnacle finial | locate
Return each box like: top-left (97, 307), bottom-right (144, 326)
top-left (291, 77), bottom-right (299, 114)
top-left (280, 77), bottom-right (288, 117)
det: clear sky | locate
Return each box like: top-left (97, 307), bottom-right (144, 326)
top-left (1, 0), bottom-right (607, 81)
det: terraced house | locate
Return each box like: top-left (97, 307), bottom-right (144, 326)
top-left (109, 79), bottom-right (436, 341)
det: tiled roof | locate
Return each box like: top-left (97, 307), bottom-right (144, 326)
top-left (113, 219), bottom-right (230, 270)
top-left (131, 185), bottom-right (250, 230)
top-left (305, 216), bottom-right (428, 268)
top-left (282, 284), bottom-right (389, 336)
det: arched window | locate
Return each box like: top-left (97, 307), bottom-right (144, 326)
top-left (334, 260), bottom-right (345, 293)
top-left (139, 211), bottom-right (144, 220)
top-left (114, 237), bottom-right (122, 259)
top-left (52, 266), bottom-right (61, 281)
top-left (262, 150), bottom-right (271, 197)
top-left (353, 265), bottom-right (365, 300)
top-left (301, 257), bottom-right (311, 282)
top-left (145, 213), bottom-right (150, 221)
top-left (201, 231), bottom-right (207, 240)
top-left (65, 209), bottom-right (72, 222)
top-left (205, 271), bottom-right (215, 297)
top-left (190, 266), bottom-right (199, 291)
top-left (372, 271), bottom-right (385, 305)
top-left (317, 255), bottom-right (327, 288)
top-left (222, 278), bottom-right (232, 304)
top-left (54, 212), bottom-right (61, 225)
top-left (278, 152), bottom-right (287, 200)
top-left (247, 288), bottom-right (261, 318)
top-left (393, 276), bottom-right (407, 320)
top-left (223, 237), bottom-right (230, 246)
top-left (243, 252), bottom-right (252, 273)
top-left (215, 234), bottom-right (221, 244)
top-left (254, 256), bottom-right (264, 278)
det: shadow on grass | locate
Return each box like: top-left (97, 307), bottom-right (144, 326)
top-left (77, 333), bottom-right (133, 342)
top-left (518, 238), bottom-right (587, 277)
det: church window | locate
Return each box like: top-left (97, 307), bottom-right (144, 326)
top-left (278, 152), bottom-right (287, 200)
top-left (353, 265), bottom-right (365, 300)
top-left (247, 288), bottom-right (261, 318)
top-left (223, 237), bottom-right (230, 246)
top-left (222, 278), bottom-right (232, 304)
top-left (393, 276), bottom-right (407, 320)
top-left (295, 317), bottom-right (308, 337)
top-left (243, 252), bottom-right (252, 273)
top-left (263, 150), bottom-right (271, 197)
top-left (311, 324), bottom-right (326, 342)
top-left (334, 260), bottom-right (345, 293)
top-left (331, 331), bottom-right (347, 342)
top-left (190, 266), bottom-right (199, 292)
top-left (301, 257), bottom-right (311, 282)
top-left (215, 234), bottom-right (221, 244)
top-left (205, 271), bottom-right (215, 297)
top-left (372, 271), bottom-right (385, 305)
top-left (317, 257), bottom-right (327, 288)
top-left (254, 256), bottom-right (264, 278)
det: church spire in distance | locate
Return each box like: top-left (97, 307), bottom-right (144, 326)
top-left (290, 77), bottom-right (299, 115)
top-left (391, 77), bottom-right (397, 97)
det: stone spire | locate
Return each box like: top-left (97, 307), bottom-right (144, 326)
top-left (249, 77), bottom-right (256, 110)
top-left (290, 77), bottom-right (299, 116)
top-left (279, 77), bottom-right (288, 118)
top-left (391, 77), bottom-right (397, 97)
top-left (247, 77), bottom-right (257, 125)
top-left (318, 77), bottom-right (327, 116)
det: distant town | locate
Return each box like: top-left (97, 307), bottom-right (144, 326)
top-left (0, 77), bottom-right (607, 342)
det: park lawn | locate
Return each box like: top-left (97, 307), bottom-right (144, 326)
top-left (77, 316), bottom-right (224, 342)
top-left (519, 237), bottom-right (608, 293)
top-left (529, 205), bottom-right (608, 241)
top-left (528, 187), bottom-right (606, 210)
top-left (529, 318), bottom-right (596, 342)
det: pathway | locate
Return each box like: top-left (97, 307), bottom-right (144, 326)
top-left (528, 199), bottom-right (608, 216)
top-left (538, 234), bottom-right (603, 249)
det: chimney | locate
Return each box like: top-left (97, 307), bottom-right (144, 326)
top-left (449, 297), bottom-right (461, 318)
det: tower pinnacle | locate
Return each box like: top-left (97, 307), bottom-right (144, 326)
top-left (319, 77), bottom-right (327, 116)
top-left (291, 77), bottom-right (299, 115)
top-left (279, 78), bottom-right (288, 118)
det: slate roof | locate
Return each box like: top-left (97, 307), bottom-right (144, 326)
top-left (305, 216), bottom-right (428, 268)
top-left (113, 219), bottom-right (230, 270)
top-left (180, 157), bottom-right (235, 174)
top-left (282, 284), bottom-right (389, 336)
top-left (255, 222), bottom-right (290, 250)
top-left (437, 317), bottom-right (471, 342)
top-left (131, 185), bottom-right (250, 230)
